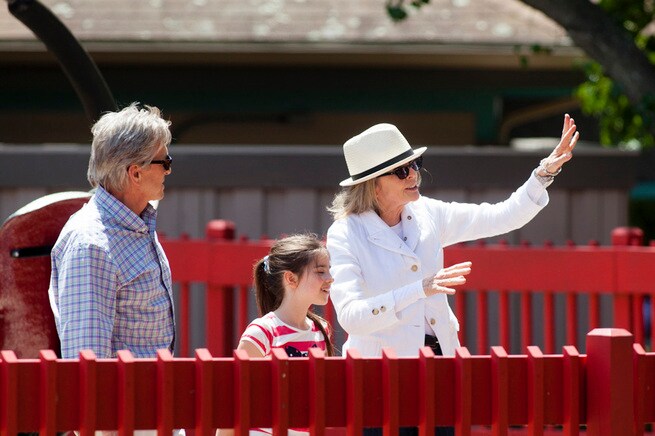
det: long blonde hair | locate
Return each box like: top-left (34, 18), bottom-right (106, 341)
top-left (327, 179), bottom-right (379, 220)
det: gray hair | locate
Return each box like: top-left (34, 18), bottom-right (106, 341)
top-left (87, 103), bottom-right (172, 193)
top-left (327, 172), bottom-right (423, 220)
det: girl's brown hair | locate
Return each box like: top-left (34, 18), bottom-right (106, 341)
top-left (253, 233), bottom-right (335, 356)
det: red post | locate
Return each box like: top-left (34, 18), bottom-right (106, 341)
top-left (157, 349), bottom-right (175, 435)
top-left (382, 348), bottom-right (399, 436)
top-left (527, 346), bottom-right (544, 436)
top-left (418, 347), bottom-right (436, 436)
top-left (566, 294), bottom-right (578, 347)
top-left (308, 348), bottom-right (326, 436)
top-left (79, 350), bottom-right (98, 436)
top-left (39, 350), bottom-right (57, 436)
top-left (562, 346), bottom-right (580, 436)
top-left (585, 328), bottom-right (634, 436)
top-left (179, 280), bottom-right (191, 358)
top-left (477, 291), bottom-right (488, 355)
top-left (454, 347), bottom-right (472, 436)
top-left (195, 349), bottom-right (214, 436)
top-left (206, 219), bottom-right (236, 356)
top-left (345, 349), bottom-right (364, 436)
top-left (234, 349), bottom-right (251, 436)
top-left (0, 350), bottom-right (19, 435)
top-left (272, 348), bottom-right (290, 436)
top-left (611, 228), bottom-right (641, 331)
top-left (499, 291), bottom-right (510, 350)
top-left (117, 350), bottom-right (135, 436)
top-left (633, 344), bottom-right (646, 436)
top-left (491, 346), bottom-right (508, 436)
top-left (543, 291), bottom-right (554, 354)
top-left (521, 293), bottom-right (532, 351)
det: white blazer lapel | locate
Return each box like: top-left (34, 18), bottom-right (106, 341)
top-left (361, 210), bottom-right (419, 259)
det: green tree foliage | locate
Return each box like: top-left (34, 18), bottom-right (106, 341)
top-left (574, 0), bottom-right (655, 149)
top-left (386, 0), bottom-right (655, 148)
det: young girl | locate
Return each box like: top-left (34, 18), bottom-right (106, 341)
top-left (238, 233), bottom-right (335, 358)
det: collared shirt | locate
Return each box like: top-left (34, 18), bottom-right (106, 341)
top-left (49, 186), bottom-right (175, 359)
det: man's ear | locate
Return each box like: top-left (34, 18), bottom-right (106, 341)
top-left (127, 164), bottom-right (141, 183)
top-left (283, 270), bottom-right (299, 289)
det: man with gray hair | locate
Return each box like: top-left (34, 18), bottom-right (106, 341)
top-left (49, 102), bottom-right (175, 359)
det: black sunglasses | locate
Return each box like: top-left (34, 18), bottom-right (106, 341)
top-left (381, 156), bottom-right (423, 180)
top-left (150, 155), bottom-right (173, 171)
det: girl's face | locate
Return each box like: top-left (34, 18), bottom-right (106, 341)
top-left (297, 252), bottom-right (333, 306)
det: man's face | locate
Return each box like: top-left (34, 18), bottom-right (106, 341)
top-left (139, 144), bottom-right (171, 203)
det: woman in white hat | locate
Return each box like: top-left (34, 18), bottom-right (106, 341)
top-left (326, 115), bottom-right (579, 361)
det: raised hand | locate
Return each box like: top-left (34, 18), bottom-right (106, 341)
top-left (537, 113), bottom-right (580, 177)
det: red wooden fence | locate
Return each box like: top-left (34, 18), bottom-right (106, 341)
top-left (1, 329), bottom-right (653, 435)
top-left (160, 221), bottom-right (655, 357)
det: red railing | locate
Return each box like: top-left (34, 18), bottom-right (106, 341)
top-left (1, 329), bottom-right (653, 434)
top-left (161, 222), bottom-right (655, 357)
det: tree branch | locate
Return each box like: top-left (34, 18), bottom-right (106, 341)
top-left (519, 0), bottom-right (655, 104)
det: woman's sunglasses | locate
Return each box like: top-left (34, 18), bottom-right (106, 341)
top-left (150, 155), bottom-right (173, 171)
top-left (381, 156), bottom-right (423, 180)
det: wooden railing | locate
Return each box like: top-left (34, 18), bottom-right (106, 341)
top-left (1, 329), bottom-right (653, 434)
top-left (161, 222), bottom-right (655, 357)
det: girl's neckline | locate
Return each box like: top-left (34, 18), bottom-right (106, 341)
top-left (271, 311), bottom-right (312, 331)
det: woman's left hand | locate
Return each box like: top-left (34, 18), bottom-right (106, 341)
top-left (537, 113), bottom-right (580, 177)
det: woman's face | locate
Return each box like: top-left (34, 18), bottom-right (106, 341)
top-left (375, 163), bottom-right (421, 213)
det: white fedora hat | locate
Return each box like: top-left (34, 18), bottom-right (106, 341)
top-left (340, 123), bottom-right (427, 186)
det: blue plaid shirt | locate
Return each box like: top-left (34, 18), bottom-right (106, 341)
top-left (49, 186), bottom-right (175, 359)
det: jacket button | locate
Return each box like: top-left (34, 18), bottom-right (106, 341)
top-left (372, 308), bottom-right (380, 315)
top-left (430, 318), bottom-right (436, 325)
top-left (407, 215), bottom-right (412, 220)
top-left (380, 306), bottom-right (386, 312)
top-left (411, 264), bottom-right (418, 272)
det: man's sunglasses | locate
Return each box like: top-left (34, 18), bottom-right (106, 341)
top-left (381, 156), bottom-right (423, 180)
top-left (150, 155), bottom-right (173, 171)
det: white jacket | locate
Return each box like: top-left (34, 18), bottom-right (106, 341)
top-left (326, 173), bottom-right (548, 357)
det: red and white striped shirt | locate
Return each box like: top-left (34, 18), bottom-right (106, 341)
top-left (240, 312), bottom-right (328, 357)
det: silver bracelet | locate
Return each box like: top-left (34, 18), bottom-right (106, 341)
top-left (539, 159), bottom-right (562, 177)
top-left (533, 168), bottom-right (554, 187)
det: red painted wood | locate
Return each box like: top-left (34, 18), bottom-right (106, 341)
top-left (521, 293), bottom-right (532, 351)
top-left (272, 348), bottom-right (290, 436)
top-left (455, 347), bottom-right (472, 436)
top-left (117, 350), bottom-right (135, 436)
top-left (543, 292), bottom-right (554, 355)
top-left (588, 293), bottom-right (599, 331)
top-left (195, 349), bottom-right (213, 436)
top-left (382, 348), bottom-right (399, 436)
top-left (477, 291), bottom-right (488, 355)
top-left (633, 344), bottom-right (646, 436)
top-left (499, 291), bottom-right (510, 351)
top-left (490, 347), bottom-right (508, 436)
top-left (418, 347), bottom-right (435, 436)
top-left (239, 285), bottom-right (249, 338)
top-left (632, 295), bottom-right (644, 345)
top-left (455, 291), bottom-right (466, 349)
top-left (527, 346), bottom-right (544, 436)
top-left (179, 281), bottom-right (191, 357)
top-left (39, 350), bottom-right (57, 436)
top-left (79, 350), bottom-right (97, 436)
top-left (586, 329), bottom-right (634, 436)
top-left (234, 349), bottom-right (251, 436)
top-left (566, 294), bottom-right (577, 346)
top-left (0, 350), bottom-right (19, 435)
top-left (345, 349), bottom-right (364, 436)
top-left (157, 349), bottom-right (175, 435)
top-left (308, 348), bottom-right (326, 436)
